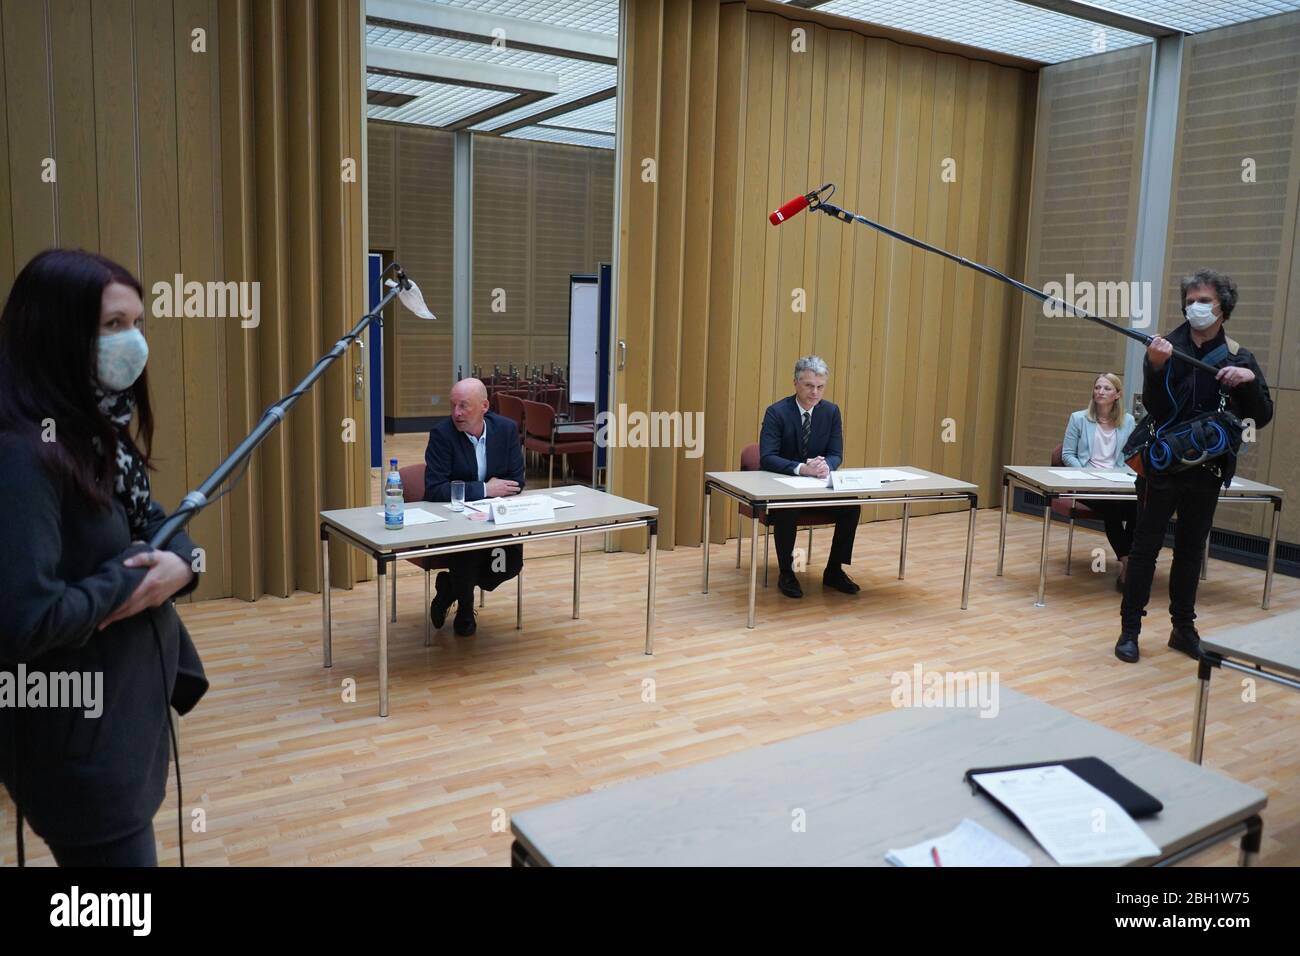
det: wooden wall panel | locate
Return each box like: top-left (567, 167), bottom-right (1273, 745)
top-left (49, 0), bottom-right (99, 250)
top-left (615, 1), bottom-right (1038, 549)
top-left (1, 1), bottom-right (56, 265)
top-left (174, 0), bottom-right (229, 601)
top-left (456, 132), bottom-right (613, 384)
top-left (393, 125), bottom-right (453, 416)
top-left (701, 0), bottom-right (745, 542)
top-left (367, 123), bottom-right (396, 250)
top-left (0, 0), bottom-right (368, 600)
top-left (1010, 45), bottom-right (1149, 475)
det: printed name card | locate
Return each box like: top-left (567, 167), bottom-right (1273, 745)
top-left (489, 495), bottom-right (555, 525)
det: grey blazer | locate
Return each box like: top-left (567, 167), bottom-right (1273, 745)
top-left (1062, 409), bottom-right (1136, 468)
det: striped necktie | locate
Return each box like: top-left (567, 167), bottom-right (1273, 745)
top-left (800, 409), bottom-right (811, 459)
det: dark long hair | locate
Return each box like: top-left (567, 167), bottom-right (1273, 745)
top-left (0, 249), bottom-right (155, 507)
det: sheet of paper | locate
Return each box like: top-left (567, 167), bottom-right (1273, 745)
top-left (553, 490), bottom-right (578, 497)
top-left (849, 468), bottom-right (918, 483)
top-left (1091, 470), bottom-right (1137, 483)
top-left (525, 494), bottom-right (575, 509)
top-left (1049, 469), bottom-right (1100, 481)
top-left (373, 507), bottom-right (445, 525)
top-left (886, 818), bottom-right (1031, 868)
top-left (970, 765), bottom-right (1160, 865)
top-left (830, 471), bottom-right (882, 491)
top-left (463, 495), bottom-right (574, 513)
top-left (773, 475), bottom-right (832, 489)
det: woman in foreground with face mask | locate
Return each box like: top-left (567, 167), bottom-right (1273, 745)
top-left (0, 249), bottom-right (207, 865)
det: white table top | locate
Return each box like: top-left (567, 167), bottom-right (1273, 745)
top-left (1004, 465), bottom-right (1283, 498)
top-left (511, 688), bottom-right (1266, 866)
top-left (1202, 610), bottom-right (1300, 679)
top-left (320, 485), bottom-right (656, 553)
top-left (706, 466), bottom-right (977, 502)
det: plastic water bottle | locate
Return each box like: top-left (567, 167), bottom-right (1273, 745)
top-left (384, 459), bottom-right (404, 530)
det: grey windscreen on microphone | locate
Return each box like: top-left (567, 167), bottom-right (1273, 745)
top-left (388, 277), bottom-right (436, 319)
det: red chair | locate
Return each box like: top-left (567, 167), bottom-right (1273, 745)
top-left (1050, 443), bottom-right (1098, 576)
top-left (497, 393), bottom-right (526, 447)
top-left (737, 443), bottom-right (832, 587)
top-left (522, 398), bottom-right (593, 487)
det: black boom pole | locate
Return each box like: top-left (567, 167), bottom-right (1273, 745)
top-left (809, 195), bottom-right (1221, 375)
top-left (147, 261), bottom-right (411, 551)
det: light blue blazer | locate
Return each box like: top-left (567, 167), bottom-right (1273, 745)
top-left (1062, 409), bottom-right (1136, 468)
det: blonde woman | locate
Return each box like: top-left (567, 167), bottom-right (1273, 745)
top-left (1062, 373), bottom-right (1137, 589)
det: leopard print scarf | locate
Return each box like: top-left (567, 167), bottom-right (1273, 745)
top-left (90, 385), bottom-right (151, 538)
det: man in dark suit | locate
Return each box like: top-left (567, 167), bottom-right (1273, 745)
top-left (423, 377), bottom-right (525, 636)
top-left (759, 355), bottom-right (860, 599)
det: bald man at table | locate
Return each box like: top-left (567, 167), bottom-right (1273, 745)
top-left (423, 377), bottom-right (525, 636)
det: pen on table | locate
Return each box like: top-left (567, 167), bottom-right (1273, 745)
top-left (931, 846), bottom-right (942, 867)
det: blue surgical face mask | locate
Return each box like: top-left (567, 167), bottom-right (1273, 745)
top-left (96, 328), bottom-right (149, 392)
top-left (1185, 301), bottom-right (1217, 330)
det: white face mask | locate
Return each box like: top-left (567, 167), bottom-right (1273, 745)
top-left (96, 328), bottom-right (149, 392)
top-left (1185, 300), bottom-right (1218, 331)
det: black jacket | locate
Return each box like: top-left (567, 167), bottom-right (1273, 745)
top-left (423, 411), bottom-right (525, 502)
top-left (759, 396), bottom-right (845, 474)
top-left (0, 430), bottom-right (207, 847)
top-left (1140, 321), bottom-right (1274, 486)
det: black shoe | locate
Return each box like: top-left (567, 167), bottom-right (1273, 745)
top-left (822, 568), bottom-right (860, 594)
top-left (429, 572), bottom-right (453, 629)
top-left (1168, 626), bottom-right (1202, 660)
top-left (777, 572), bottom-right (803, 599)
top-left (1114, 633), bottom-right (1139, 663)
top-left (453, 604), bottom-right (477, 637)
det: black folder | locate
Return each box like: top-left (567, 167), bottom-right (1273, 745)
top-left (964, 757), bottom-right (1163, 822)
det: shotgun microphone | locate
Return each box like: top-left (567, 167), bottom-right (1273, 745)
top-left (769, 183), bottom-right (833, 225)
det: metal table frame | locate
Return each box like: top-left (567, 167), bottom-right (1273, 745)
top-left (997, 469), bottom-right (1282, 609)
top-left (1190, 652), bottom-right (1300, 766)
top-left (701, 479), bottom-right (978, 628)
top-left (321, 514), bottom-right (658, 717)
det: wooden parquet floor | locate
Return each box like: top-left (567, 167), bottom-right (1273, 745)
top-left (3, 441), bottom-right (1296, 866)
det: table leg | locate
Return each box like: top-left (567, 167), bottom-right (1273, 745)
top-left (1238, 816), bottom-right (1263, 866)
top-left (1035, 496), bottom-right (1052, 608)
top-left (1065, 513), bottom-right (1075, 576)
top-left (424, 568), bottom-right (432, 647)
top-left (736, 507), bottom-right (742, 569)
top-left (645, 521), bottom-right (657, 655)
top-left (702, 484), bottom-right (711, 593)
top-left (898, 502), bottom-right (910, 579)
top-left (748, 514), bottom-right (759, 629)
top-left (1190, 658), bottom-right (1212, 765)
top-left (390, 562), bottom-right (398, 623)
top-left (516, 569), bottom-right (523, 630)
top-left (997, 477), bottom-right (1009, 577)
top-left (377, 558), bottom-right (389, 718)
top-left (1263, 501), bottom-right (1280, 610)
top-left (962, 495), bottom-right (976, 610)
top-left (320, 526), bottom-right (332, 668)
top-left (573, 534), bottom-right (582, 619)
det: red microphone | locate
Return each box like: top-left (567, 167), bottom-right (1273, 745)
top-left (769, 184), bottom-right (832, 226)
top-left (769, 193), bottom-right (811, 225)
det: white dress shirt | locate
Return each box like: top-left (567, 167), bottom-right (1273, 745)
top-left (465, 418), bottom-right (489, 483)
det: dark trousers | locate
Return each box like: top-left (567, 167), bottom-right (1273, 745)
top-left (1120, 469), bottom-right (1221, 636)
top-left (1084, 498), bottom-right (1137, 559)
top-left (446, 543), bottom-right (523, 604)
top-left (773, 506), bottom-right (860, 574)
top-left (49, 823), bottom-right (158, 867)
